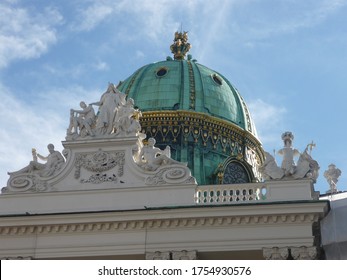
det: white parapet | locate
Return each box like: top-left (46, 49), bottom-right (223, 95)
top-left (195, 179), bottom-right (319, 205)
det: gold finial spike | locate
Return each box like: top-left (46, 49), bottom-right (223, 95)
top-left (170, 31), bottom-right (191, 60)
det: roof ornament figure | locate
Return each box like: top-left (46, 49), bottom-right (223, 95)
top-left (4, 144), bottom-right (65, 193)
top-left (324, 164), bottom-right (342, 194)
top-left (259, 131), bottom-right (320, 183)
top-left (170, 31), bottom-right (191, 60)
top-left (135, 138), bottom-right (185, 171)
top-left (65, 82), bottom-right (144, 141)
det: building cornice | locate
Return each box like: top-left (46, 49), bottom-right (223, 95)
top-left (0, 201), bottom-right (328, 236)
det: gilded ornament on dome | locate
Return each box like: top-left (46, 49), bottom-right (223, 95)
top-left (170, 31), bottom-right (191, 60)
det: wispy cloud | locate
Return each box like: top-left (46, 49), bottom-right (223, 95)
top-left (0, 82), bottom-right (102, 187)
top-left (70, 0), bottom-right (199, 41)
top-left (241, 0), bottom-right (347, 41)
top-left (94, 61), bottom-right (109, 71)
top-left (248, 99), bottom-right (287, 147)
top-left (70, 2), bottom-right (114, 31)
top-left (0, 3), bottom-right (63, 68)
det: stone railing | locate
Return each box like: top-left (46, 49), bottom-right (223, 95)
top-left (195, 183), bottom-right (267, 204)
top-left (195, 179), bottom-right (317, 205)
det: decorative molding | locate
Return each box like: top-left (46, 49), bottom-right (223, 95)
top-left (3, 174), bottom-right (50, 193)
top-left (74, 149), bottom-right (125, 180)
top-left (140, 110), bottom-right (263, 158)
top-left (263, 246), bottom-right (318, 260)
top-left (263, 247), bottom-right (289, 260)
top-left (187, 61), bottom-right (196, 110)
top-left (146, 251), bottom-right (171, 260)
top-left (145, 166), bottom-right (195, 185)
top-left (0, 213), bottom-right (321, 236)
top-left (0, 256), bottom-right (33, 260)
top-left (146, 250), bottom-right (197, 260)
top-left (172, 250), bottom-right (197, 260)
top-left (291, 246), bottom-right (318, 260)
top-left (140, 110), bottom-right (264, 183)
top-left (80, 173), bottom-right (119, 184)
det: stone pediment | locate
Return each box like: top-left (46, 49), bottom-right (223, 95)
top-left (3, 136), bottom-right (196, 194)
top-left (3, 83), bottom-right (196, 196)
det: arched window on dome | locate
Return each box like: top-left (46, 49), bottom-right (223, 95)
top-left (220, 158), bottom-right (254, 184)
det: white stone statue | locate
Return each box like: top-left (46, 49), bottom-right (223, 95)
top-left (67, 101), bottom-right (95, 137)
top-left (114, 98), bottom-right (142, 136)
top-left (137, 138), bottom-right (184, 171)
top-left (278, 132), bottom-right (300, 176)
top-left (259, 151), bottom-right (284, 180)
top-left (293, 144), bottom-right (319, 182)
top-left (7, 144), bottom-right (65, 178)
top-left (324, 164), bottom-right (342, 193)
top-left (260, 132), bottom-right (319, 182)
top-left (90, 83), bottom-right (126, 135)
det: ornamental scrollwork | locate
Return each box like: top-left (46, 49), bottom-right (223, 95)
top-left (145, 166), bottom-right (194, 185)
top-left (3, 174), bottom-right (49, 194)
top-left (74, 150), bottom-right (125, 179)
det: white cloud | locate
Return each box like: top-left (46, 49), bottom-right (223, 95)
top-left (248, 99), bottom-right (287, 147)
top-left (0, 82), bottom-right (102, 188)
top-left (94, 61), bottom-right (109, 71)
top-left (242, 0), bottom-right (347, 41)
top-left (135, 50), bottom-right (145, 59)
top-left (71, 3), bottom-right (114, 31)
top-left (0, 3), bottom-right (63, 68)
top-left (70, 0), bottom-right (200, 40)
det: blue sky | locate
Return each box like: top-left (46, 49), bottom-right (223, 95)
top-left (1, 0), bottom-right (346, 194)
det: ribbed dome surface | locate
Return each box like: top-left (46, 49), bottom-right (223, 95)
top-left (118, 54), bottom-right (263, 185)
top-left (118, 59), bottom-right (257, 137)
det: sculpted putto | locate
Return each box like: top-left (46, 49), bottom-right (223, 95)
top-left (259, 132), bottom-right (319, 182)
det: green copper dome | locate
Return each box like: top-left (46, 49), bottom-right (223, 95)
top-left (119, 59), bottom-right (257, 137)
top-left (118, 32), bottom-right (263, 185)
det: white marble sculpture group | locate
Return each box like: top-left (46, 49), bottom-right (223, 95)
top-left (66, 83), bottom-right (141, 140)
top-left (4, 83), bottom-right (193, 194)
top-left (4, 83), bottom-right (342, 193)
top-left (259, 131), bottom-right (320, 182)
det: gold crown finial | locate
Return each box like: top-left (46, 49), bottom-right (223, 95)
top-left (170, 31), bottom-right (191, 60)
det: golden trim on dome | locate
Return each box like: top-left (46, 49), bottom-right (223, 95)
top-left (187, 60), bottom-right (196, 110)
top-left (139, 110), bottom-right (265, 163)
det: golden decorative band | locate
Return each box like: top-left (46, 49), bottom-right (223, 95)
top-left (140, 110), bottom-right (265, 163)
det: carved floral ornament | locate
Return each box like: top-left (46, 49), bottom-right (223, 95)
top-left (74, 149), bottom-right (125, 184)
top-left (146, 250), bottom-right (197, 260)
top-left (263, 246), bottom-right (318, 260)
